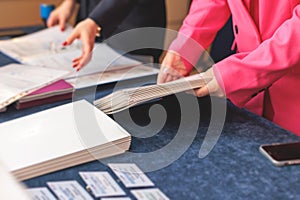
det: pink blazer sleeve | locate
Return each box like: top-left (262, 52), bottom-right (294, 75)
top-left (169, 0), bottom-right (231, 72)
top-left (214, 5), bottom-right (300, 107)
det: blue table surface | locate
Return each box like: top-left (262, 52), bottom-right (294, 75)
top-left (0, 50), bottom-right (300, 200)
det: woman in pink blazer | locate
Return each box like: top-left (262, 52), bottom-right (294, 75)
top-left (158, 1), bottom-right (300, 135)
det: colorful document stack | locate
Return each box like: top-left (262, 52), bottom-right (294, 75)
top-left (16, 79), bottom-right (73, 109)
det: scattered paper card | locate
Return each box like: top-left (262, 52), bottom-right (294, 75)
top-left (27, 187), bottom-right (57, 200)
top-left (79, 171), bottom-right (125, 197)
top-left (108, 163), bottom-right (154, 188)
top-left (131, 188), bottom-right (169, 200)
top-left (47, 181), bottom-right (93, 200)
top-left (102, 198), bottom-right (131, 200)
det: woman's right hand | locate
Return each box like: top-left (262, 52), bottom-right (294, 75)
top-left (157, 51), bottom-right (189, 84)
top-left (47, 0), bottom-right (76, 31)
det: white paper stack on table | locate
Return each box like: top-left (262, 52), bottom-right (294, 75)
top-left (0, 63), bottom-right (69, 110)
top-left (94, 74), bottom-right (212, 114)
top-left (0, 100), bottom-right (131, 180)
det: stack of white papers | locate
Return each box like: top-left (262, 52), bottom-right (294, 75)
top-left (94, 74), bottom-right (212, 114)
top-left (0, 100), bottom-right (131, 180)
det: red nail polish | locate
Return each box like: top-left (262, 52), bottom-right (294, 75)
top-left (62, 41), bottom-right (67, 46)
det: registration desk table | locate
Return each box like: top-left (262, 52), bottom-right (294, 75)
top-left (0, 53), bottom-right (300, 199)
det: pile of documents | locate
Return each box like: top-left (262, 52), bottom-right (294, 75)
top-left (95, 74), bottom-right (212, 114)
top-left (0, 100), bottom-right (131, 180)
top-left (0, 63), bottom-right (69, 110)
top-left (0, 26), bottom-right (158, 110)
top-left (15, 79), bottom-right (74, 109)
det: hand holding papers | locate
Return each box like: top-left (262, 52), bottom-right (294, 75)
top-left (0, 26), bottom-right (158, 109)
top-left (94, 74), bottom-right (212, 114)
top-left (0, 26), bottom-right (76, 61)
top-left (0, 26), bottom-right (143, 79)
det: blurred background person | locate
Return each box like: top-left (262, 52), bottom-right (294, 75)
top-left (48, 0), bottom-right (166, 70)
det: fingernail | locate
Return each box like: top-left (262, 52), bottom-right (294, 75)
top-left (162, 68), bottom-right (168, 74)
top-left (62, 41), bottom-right (67, 46)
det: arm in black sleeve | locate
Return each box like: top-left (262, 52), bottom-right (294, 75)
top-left (88, 0), bottom-right (137, 38)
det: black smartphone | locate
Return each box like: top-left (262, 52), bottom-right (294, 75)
top-left (259, 141), bottom-right (300, 166)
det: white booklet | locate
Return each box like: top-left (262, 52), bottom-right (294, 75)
top-left (0, 26), bottom-right (142, 79)
top-left (0, 63), bottom-right (69, 110)
top-left (94, 74), bottom-right (212, 114)
top-left (0, 100), bottom-right (131, 180)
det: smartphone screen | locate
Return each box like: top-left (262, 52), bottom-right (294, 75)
top-left (261, 141), bottom-right (300, 161)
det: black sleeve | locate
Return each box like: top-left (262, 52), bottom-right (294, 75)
top-left (88, 0), bottom-right (137, 38)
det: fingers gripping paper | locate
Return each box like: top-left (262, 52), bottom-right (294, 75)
top-left (94, 74), bottom-right (212, 114)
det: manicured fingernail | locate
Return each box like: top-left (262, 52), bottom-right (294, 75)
top-left (62, 41), bottom-right (67, 46)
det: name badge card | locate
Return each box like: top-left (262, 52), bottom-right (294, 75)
top-left (47, 181), bottom-right (93, 200)
top-left (108, 163), bottom-right (154, 188)
top-left (79, 171), bottom-right (125, 197)
top-left (131, 188), bottom-right (169, 200)
top-left (27, 187), bottom-right (56, 200)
